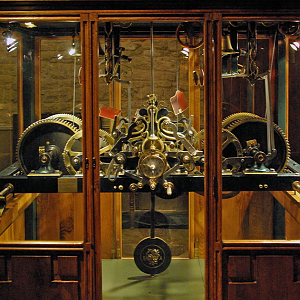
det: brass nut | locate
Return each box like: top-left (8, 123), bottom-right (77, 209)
top-left (129, 183), bottom-right (138, 192)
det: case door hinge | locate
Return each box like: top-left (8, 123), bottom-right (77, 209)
top-left (92, 157), bottom-right (96, 169)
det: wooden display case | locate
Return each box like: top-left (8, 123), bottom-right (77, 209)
top-left (0, 2), bottom-right (300, 300)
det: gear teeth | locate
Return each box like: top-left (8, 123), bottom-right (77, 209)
top-left (16, 118), bottom-right (79, 174)
top-left (46, 114), bottom-right (82, 129)
top-left (226, 116), bottom-right (290, 172)
top-left (222, 112), bottom-right (262, 129)
top-left (63, 129), bottom-right (114, 175)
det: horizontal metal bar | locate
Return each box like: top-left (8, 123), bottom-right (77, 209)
top-left (0, 172), bottom-right (298, 193)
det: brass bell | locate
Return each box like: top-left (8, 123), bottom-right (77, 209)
top-left (222, 34), bottom-right (239, 57)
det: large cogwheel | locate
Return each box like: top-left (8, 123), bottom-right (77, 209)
top-left (222, 112), bottom-right (263, 129)
top-left (194, 128), bottom-right (243, 159)
top-left (227, 116), bottom-right (290, 172)
top-left (17, 118), bottom-right (79, 175)
top-left (47, 113), bottom-right (82, 130)
top-left (63, 129), bottom-right (114, 175)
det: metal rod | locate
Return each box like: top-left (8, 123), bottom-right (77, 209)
top-left (112, 78), bottom-right (132, 126)
top-left (72, 56), bottom-right (76, 123)
top-left (150, 192), bottom-right (155, 238)
top-left (150, 22), bottom-right (154, 94)
top-left (264, 73), bottom-right (275, 154)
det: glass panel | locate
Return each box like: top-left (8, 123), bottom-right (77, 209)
top-left (99, 20), bottom-right (205, 299)
top-left (122, 193), bottom-right (189, 258)
top-left (40, 38), bottom-right (82, 119)
top-left (0, 21), bottom-right (83, 242)
top-left (0, 30), bottom-right (18, 171)
top-left (221, 19), bottom-right (300, 241)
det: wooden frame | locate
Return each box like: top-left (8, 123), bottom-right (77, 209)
top-left (1, 3), bottom-right (300, 299)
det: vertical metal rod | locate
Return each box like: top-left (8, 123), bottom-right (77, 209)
top-left (264, 73), bottom-right (275, 154)
top-left (113, 78), bottom-right (132, 126)
top-left (176, 40), bottom-right (179, 91)
top-left (150, 192), bottom-right (155, 238)
top-left (150, 22), bottom-right (154, 94)
top-left (128, 82), bottom-right (131, 125)
top-left (72, 56), bottom-right (77, 125)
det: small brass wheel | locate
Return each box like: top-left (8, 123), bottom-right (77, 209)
top-left (194, 129), bottom-right (243, 160)
top-left (134, 237), bottom-right (171, 275)
top-left (63, 129), bottom-right (114, 175)
top-left (176, 22), bottom-right (203, 49)
top-left (278, 22), bottom-right (300, 37)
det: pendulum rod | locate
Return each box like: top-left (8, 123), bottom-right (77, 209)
top-left (150, 22), bottom-right (154, 94)
top-left (150, 192), bottom-right (155, 239)
top-left (72, 56), bottom-right (77, 126)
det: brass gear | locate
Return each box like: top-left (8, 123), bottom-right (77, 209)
top-left (222, 112), bottom-right (262, 129)
top-left (47, 113), bottom-right (82, 129)
top-left (17, 118), bottom-right (79, 175)
top-left (226, 116), bottom-right (290, 172)
top-left (194, 128), bottom-right (242, 158)
top-left (63, 129), bottom-right (114, 175)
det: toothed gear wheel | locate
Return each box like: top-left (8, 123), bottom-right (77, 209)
top-left (222, 112), bottom-right (262, 129)
top-left (17, 118), bottom-right (79, 175)
top-left (47, 114), bottom-right (82, 129)
top-left (63, 129), bottom-right (114, 175)
top-left (222, 129), bottom-right (243, 159)
top-left (194, 128), bottom-right (243, 158)
top-left (227, 117), bottom-right (290, 172)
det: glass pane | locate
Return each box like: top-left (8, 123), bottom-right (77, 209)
top-left (0, 21), bottom-right (83, 242)
top-left (221, 20), bottom-right (300, 241)
top-left (0, 30), bottom-right (18, 171)
top-left (99, 20), bottom-right (205, 299)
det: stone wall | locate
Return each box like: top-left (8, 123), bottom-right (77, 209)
top-left (118, 38), bottom-right (189, 119)
top-left (41, 39), bottom-right (82, 115)
top-left (0, 37), bottom-right (18, 169)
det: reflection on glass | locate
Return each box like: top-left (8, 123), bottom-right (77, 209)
top-left (221, 20), bottom-right (300, 242)
top-left (122, 192), bottom-right (189, 258)
top-left (0, 21), bottom-right (84, 242)
top-left (98, 21), bottom-right (205, 299)
top-left (0, 34), bottom-right (18, 172)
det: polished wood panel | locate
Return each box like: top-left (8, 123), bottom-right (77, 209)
top-left (0, 193), bottom-right (39, 241)
top-left (222, 191), bottom-right (274, 240)
top-left (36, 193), bottom-right (84, 241)
top-left (228, 255), bottom-right (253, 282)
top-left (225, 254), bottom-right (300, 300)
top-left (271, 191), bottom-right (300, 240)
top-left (188, 47), bottom-right (205, 259)
top-left (0, 248), bottom-right (83, 300)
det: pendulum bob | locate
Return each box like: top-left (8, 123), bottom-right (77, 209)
top-left (134, 237), bottom-right (171, 276)
top-left (134, 192), bottom-right (172, 275)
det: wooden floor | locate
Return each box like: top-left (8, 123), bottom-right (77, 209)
top-left (102, 258), bottom-right (205, 300)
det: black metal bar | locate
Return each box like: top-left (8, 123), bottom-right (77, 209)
top-left (0, 172), bottom-right (299, 193)
top-left (150, 192), bottom-right (155, 238)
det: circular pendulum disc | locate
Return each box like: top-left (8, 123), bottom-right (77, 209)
top-left (134, 237), bottom-right (171, 275)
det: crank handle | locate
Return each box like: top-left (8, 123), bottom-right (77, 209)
top-left (292, 181), bottom-right (300, 194)
top-left (163, 181), bottom-right (174, 196)
top-left (0, 183), bottom-right (14, 217)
